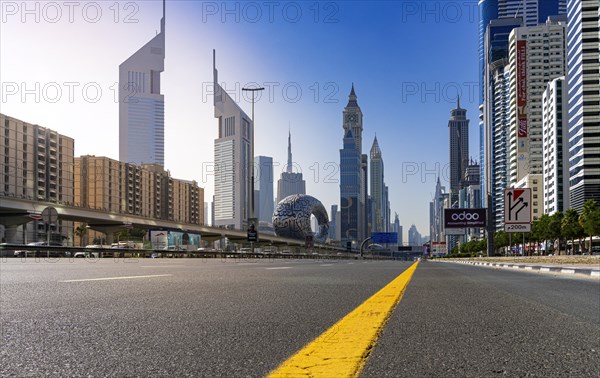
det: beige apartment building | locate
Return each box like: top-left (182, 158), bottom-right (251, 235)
top-left (0, 113), bottom-right (75, 244)
top-left (1, 113), bottom-right (204, 245)
top-left (74, 155), bottom-right (204, 245)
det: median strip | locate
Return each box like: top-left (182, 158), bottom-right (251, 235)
top-left (268, 261), bottom-right (419, 378)
top-left (59, 274), bottom-right (172, 282)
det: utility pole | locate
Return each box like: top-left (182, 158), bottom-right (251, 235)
top-left (242, 86), bottom-right (264, 251)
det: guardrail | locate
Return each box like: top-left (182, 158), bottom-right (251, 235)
top-left (0, 244), bottom-right (371, 260)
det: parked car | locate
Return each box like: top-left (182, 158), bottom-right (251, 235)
top-left (73, 251), bottom-right (100, 258)
top-left (14, 241), bottom-right (63, 257)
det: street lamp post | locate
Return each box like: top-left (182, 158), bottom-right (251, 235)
top-left (241, 87), bottom-right (264, 244)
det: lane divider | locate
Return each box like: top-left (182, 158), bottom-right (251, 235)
top-left (59, 274), bottom-right (172, 282)
top-left (268, 261), bottom-right (419, 377)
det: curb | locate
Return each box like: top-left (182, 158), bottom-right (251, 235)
top-left (435, 260), bottom-right (600, 278)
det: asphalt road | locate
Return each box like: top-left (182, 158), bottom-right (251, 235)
top-left (1, 258), bottom-right (599, 377)
top-left (362, 261), bottom-right (600, 377)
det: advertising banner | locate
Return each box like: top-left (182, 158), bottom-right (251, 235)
top-left (517, 40), bottom-right (528, 138)
top-left (444, 208), bottom-right (487, 228)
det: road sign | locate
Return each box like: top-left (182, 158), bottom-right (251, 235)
top-left (504, 188), bottom-right (531, 232)
top-left (371, 232), bottom-right (398, 244)
top-left (505, 223), bottom-right (531, 232)
top-left (247, 218), bottom-right (258, 242)
top-left (445, 228), bottom-right (466, 235)
top-left (247, 230), bottom-right (258, 242)
top-left (41, 206), bottom-right (58, 224)
top-left (305, 235), bottom-right (314, 248)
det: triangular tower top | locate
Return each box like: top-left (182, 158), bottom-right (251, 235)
top-left (346, 84), bottom-right (359, 108)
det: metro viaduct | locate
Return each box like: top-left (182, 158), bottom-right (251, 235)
top-left (0, 196), bottom-right (333, 250)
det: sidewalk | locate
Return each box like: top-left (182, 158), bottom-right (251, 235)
top-left (438, 259), bottom-right (600, 278)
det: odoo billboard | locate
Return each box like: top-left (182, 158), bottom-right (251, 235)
top-left (444, 208), bottom-right (486, 228)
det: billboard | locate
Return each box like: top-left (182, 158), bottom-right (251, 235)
top-left (371, 232), bottom-right (398, 244)
top-left (444, 208), bottom-right (487, 228)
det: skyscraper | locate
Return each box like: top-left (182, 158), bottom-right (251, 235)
top-left (566, 0), bottom-right (600, 211)
top-left (542, 77), bottom-right (569, 215)
top-left (255, 156), bottom-right (274, 224)
top-left (329, 205), bottom-right (338, 241)
top-left (480, 0), bottom-right (567, 214)
top-left (449, 98), bottom-right (469, 205)
top-left (341, 85), bottom-right (368, 243)
top-left (340, 128), bottom-right (360, 245)
top-left (429, 177), bottom-right (448, 244)
top-left (369, 136), bottom-right (386, 232)
top-left (276, 130), bottom-right (305, 203)
top-left (213, 50), bottom-right (253, 230)
top-left (507, 20), bottom-right (567, 185)
top-left (408, 225), bottom-right (422, 246)
top-left (119, 0), bottom-right (166, 166)
top-left (392, 213), bottom-right (402, 247)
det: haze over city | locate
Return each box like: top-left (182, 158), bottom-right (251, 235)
top-left (1, 1), bottom-right (481, 238)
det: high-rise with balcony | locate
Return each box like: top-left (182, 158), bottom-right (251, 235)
top-left (119, 0), bottom-right (165, 166)
top-left (566, 0), bottom-right (600, 211)
top-left (507, 20), bottom-right (567, 187)
top-left (0, 113), bottom-right (74, 244)
top-left (542, 77), bottom-right (569, 215)
top-left (74, 155), bottom-right (203, 225)
top-left (479, 0), bottom-right (566, 221)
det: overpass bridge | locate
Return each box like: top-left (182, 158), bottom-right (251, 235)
top-left (0, 196), bottom-right (336, 250)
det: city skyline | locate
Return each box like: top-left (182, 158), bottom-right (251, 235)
top-left (1, 1), bottom-right (483, 238)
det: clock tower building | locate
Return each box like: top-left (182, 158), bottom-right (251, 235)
top-left (343, 84), bottom-right (363, 152)
top-left (340, 84), bottom-right (368, 246)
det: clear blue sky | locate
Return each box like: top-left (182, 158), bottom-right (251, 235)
top-left (1, 1), bottom-right (480, 240)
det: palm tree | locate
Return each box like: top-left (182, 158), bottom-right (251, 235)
top-left (75, 223), bottom-right (88, 247)
top-left (494, 231), bottom-right (509, 255)
top-left (548, 212), bottom-right (564, 255)
top-left (562, 209), bottom-right (583, 255)
top-left (579, 200), bottom-right (600, 253)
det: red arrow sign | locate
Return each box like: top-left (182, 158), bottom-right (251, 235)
top-left (512, 189), bottom-right (524, 200)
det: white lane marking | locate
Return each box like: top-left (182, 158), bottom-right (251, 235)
top-left (60, 274), bottom-right (172, 282)
top-left (347, 262), bottom-right (354, 265)
top-left (141, 266), bottom-right (180, 268)
top-left (266, 267), bottom-right (292, 270)
top-left (320, 264), bottom-right (333, 267)
top-left (560, 268), bottom-right (576, 274)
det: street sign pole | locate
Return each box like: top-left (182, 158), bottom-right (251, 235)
top-left (487, 194), bottom-right (494, 257)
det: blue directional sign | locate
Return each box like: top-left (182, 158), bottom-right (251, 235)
top-left (371, 232), bottom-right (398, 244)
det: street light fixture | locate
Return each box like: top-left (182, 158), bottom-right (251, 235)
top-left (241, 86), bottom-right (264, 232)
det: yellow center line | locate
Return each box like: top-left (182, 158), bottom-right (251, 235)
top-left (268, 261), bottom-right (419, 378)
